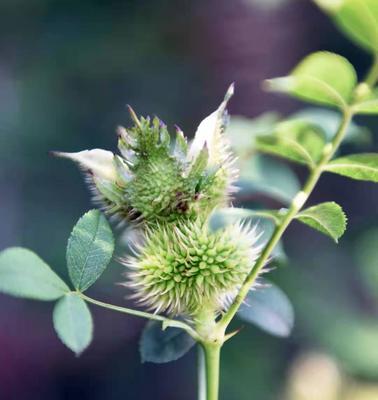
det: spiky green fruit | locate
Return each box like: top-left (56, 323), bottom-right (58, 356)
top-left (123, 219), bottom-right (261, 316)
top-left (55, 85), bottom-right (237, 225)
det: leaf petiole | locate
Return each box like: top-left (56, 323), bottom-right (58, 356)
top-left (76, 292), bottom-right (200, 340)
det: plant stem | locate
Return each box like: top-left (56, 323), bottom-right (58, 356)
top-left (198, 345), bottom-right (207, 400)
top-left (202, 343), bottom-right (221, 400)
top-left (218, 107), bottom-right (354, 331)
top-left (77, 292), bottom-right (199, 340)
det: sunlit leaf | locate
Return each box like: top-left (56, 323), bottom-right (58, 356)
top-left (255, 135), bottom-right (315, 166)
top-left (237, 280), bottom-right (294, 337)
top-left (140, 320), bottom-right (195, 364)
top-left (314, 0), bottom-right (378, 53)
top-left (324, 154), bottom-right (378, 183)
top-left (66, 209), bottom-right (115, 292)
top-left (295, 202), bottom-right (347, 242)
top-left (265, 51), bottom-right (357, 108)
top-left (353, 89), bottom-right (378, 114)
top-left (53, 293), bottom-right (93, 355)
top-left (0, 247), bottom-right (69, 300)
top-left (274, 119), bottom-right (326, 162)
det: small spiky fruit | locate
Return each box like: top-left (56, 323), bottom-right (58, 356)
top-left (55, 85), bottom-right (237, 225)
top-left (123, 219), bottom-right (261, 316)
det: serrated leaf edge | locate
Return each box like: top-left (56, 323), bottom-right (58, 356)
top-left (296, 202), bottom-right (347, 243)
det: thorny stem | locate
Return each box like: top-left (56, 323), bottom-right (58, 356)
top-left (77, 292), bottom-right (199, 340)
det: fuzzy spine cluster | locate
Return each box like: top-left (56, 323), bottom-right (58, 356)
top-left (125, 220), bottom-right (261, 315)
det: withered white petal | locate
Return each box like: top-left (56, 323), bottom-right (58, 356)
top-left (188, 84), bottom-right (234, 166)
top-left (54, 149), bottom-right (117, 181)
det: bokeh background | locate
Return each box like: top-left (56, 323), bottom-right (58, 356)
top-left (1, 0), bottom-right (378, 399)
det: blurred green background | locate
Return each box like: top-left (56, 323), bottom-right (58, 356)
top-left (0, 0), bottom-right (378, 399)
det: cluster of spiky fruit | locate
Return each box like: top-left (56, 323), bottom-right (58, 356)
top-left (56, 86), bottom-right (237, 225)
top-left (57, 85), bottom-right (262, 317)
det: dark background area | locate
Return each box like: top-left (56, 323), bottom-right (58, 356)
top-left (1, 0), bottom-right (378, 399)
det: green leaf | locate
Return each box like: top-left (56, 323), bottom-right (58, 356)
top-left (53, 293), bottom-right (93, 355)
top-left (354, 98), bottom-right (378, 114)
top-left (239, 155), bottom-right (301, 205)
top-left (255, 135), bottom-right (315, 167)
top-left (237, 280), bottom-right (294, 337)
top-left (353, 89), bottom-right (378, 114)
top-left (324, 153), bottom-right (378, 183)
top-left (274, 119), bottom-right (326, 162)
top-left (140, 320), bottom-right (195, 364)
top-left (292, 108), bottom-right (372, 146)
top-left (66, 210), bottom-right (115, 292)
top-left (295, 202), bottom-right (347, 242)
top-left (265, 51), bottom-right (357, 108)
top-left (314, 0), bottom-right (378, 53)
top-left (0, 247), bottom-right (69, 300)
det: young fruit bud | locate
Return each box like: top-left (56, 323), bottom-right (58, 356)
top-left (123, 218), bottom-right (262, 316)
top-left (55, 86), bottom-right (238, 225)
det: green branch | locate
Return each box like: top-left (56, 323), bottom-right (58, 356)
top-left (218, 107), bottom-right (353, 331)
top-left (202, 342), bottom-right (221, 400)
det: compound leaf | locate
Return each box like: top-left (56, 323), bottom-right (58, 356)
top-left (0, 247), bottom-right (69, 300)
